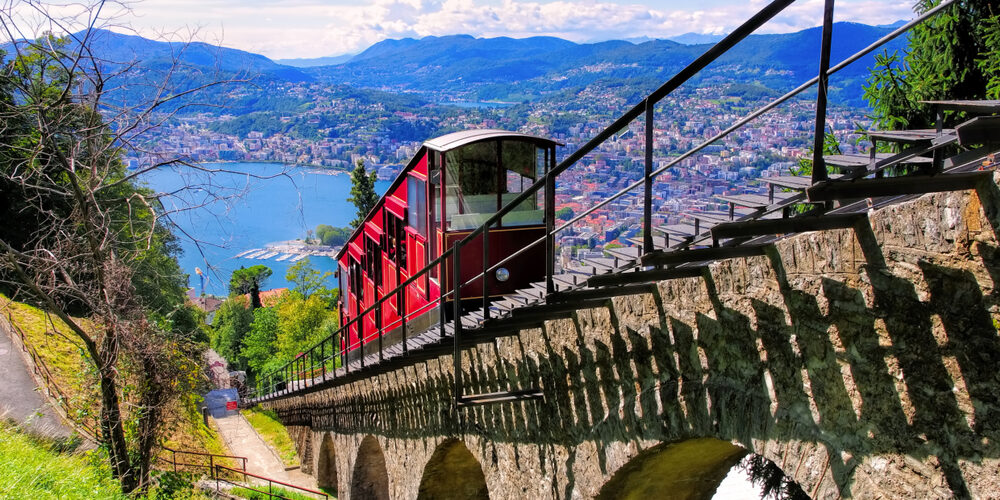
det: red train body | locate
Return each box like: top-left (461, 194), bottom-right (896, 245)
top-left (336, 130), bottom-right (559, 359)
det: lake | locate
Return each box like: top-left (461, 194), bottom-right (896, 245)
top-left (141, 162), bottom-right (390, 296)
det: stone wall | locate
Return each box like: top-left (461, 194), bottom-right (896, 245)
top-left (270, 177), bottom-right (1000, 499)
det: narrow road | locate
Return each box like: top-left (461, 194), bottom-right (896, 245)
top-left (0, 320), bottom-right (74, 439)
top-left (213, 413), bottom-right (318, 492)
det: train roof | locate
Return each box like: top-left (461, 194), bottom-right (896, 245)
top-left (335, 129), bottom-right (560, 262)
top-left (423, 129), bottom-right (561, 152)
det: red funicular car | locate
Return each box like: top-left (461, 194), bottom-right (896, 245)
top-left (337, 129), bottom-right (560, 360)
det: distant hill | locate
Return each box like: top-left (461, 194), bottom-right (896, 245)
top-left (276, 54), bottom-right (354, 68)
top-left (3, 29), bottom-right (311, 82)
top-left (668, 33), bottom-right (727, 45)
top-left (302, 22), bottom-right (907, 106)
top-left (3, 23), bottom-right (906, 112)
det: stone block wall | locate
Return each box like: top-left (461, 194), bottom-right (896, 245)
top-left (266, 177), bottom-right (1000, 499)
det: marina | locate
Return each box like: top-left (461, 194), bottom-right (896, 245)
top-left (234, 248), bottom-right (261, 258)
top-left (231, 240), bottom-right (342, 263)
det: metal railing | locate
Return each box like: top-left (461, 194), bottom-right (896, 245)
top-left (214, 464), bottom-right (328, 499)
top-left (249, 0), bottom-right (957, 405)
top-left (159, 446), bottom-right (248, 475)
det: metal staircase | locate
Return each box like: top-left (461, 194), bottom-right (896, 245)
top-left (246, 0), bottom-right (1000, 409)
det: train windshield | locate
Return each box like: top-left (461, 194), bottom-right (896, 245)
top-left (444, 140), bottom-right (543, 231)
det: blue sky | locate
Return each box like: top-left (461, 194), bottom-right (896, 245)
top-left (19, 0), bottom-right (915, 59)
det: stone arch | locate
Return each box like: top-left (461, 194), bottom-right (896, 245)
top-left (596, 438), bottom-right (748, 500)
top-left (285, 426), bottom-right (314, 474)
top-left (417, 439), bottom-right (489, 500)
top-left (351, 435), bottom-right (390, 500)
top-left (316, 433), bottom-right (338, 493)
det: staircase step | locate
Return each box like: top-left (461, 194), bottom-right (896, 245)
top-left (626, 234), bottom-right (670, 251)
top-left (956, 116), bottom-right (1000, 146)
top-left (920, 99), bottom-right (1000, 114)
top-left (866, 128), bottom-right (954, 143)
top-left (716, 191), bottom-right (795, 209)
top-left (823, 153), bottom-right (932, 169)
top-left (605, 245), bottom-right (641, 261)
top-left (681, 210), bottom-right (743, 223)
top-left (583, 257), bottom-right (618, 273)
top-left (760, 173), bottom-right (842, 190)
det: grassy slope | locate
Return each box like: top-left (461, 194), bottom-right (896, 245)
top-left (241, 406), bottom-right (299, 467)
top-left (0, 422), bottom-right (124, 500)
top-left (0, 294), bottom-right (99, 428)
top-left (0, 293), bottom-right (230, 462)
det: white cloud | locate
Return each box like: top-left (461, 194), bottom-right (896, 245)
top-left (94, 0), bottom-right (917, 58)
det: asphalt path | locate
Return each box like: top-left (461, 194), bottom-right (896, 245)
top-left (213, 412), bottom-right (318, 491)
top-left (0, 321), bottom-right (73, 439)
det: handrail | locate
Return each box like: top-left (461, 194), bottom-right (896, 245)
top-left (250, 0), bottom-right (957, 404)
top-left (161, 445), bottom-right (249, 461)
top-left (214, 464), bottom-right (328, 499)
top-left (160, 446), bottom-right (248, 475)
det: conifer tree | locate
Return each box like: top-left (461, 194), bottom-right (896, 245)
top-left (864, 0), bottom-right (1000, 130)
top-left (348, 159), bottom-right (379, 228)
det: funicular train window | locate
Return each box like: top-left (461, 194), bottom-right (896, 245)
top-left (384, 214), bottom-right (395, 260)
top-left (445, 141), bottom-right (498, 230)
top-left (350, 257), bottom-right (362, 298)
top-left (384, 211), bottom-right (407, 268)
top-left (338, 265), bottom-right (348, 307)
top-left (408, 177), bottom-right (427, 238)
top-left (365, 237), bottom-right (381, 285)
top-left (396, 210), bottom-right (407, 269)
top-left (501, 140), bottom-right (543, 226)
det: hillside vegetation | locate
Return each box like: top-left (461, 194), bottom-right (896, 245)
top-left (0, 422), bottom-right (124, 500)
top-left (1, 293), bottom-right (229, 461)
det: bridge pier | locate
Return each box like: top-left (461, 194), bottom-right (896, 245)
top-left (270, 177), bottom-right (1000, 499)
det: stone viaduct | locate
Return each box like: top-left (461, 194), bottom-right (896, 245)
top-left (262, 178), bottom-right (1000, 499)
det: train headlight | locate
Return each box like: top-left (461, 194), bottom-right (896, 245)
top-left (495, 267), bottom-right (510, 282)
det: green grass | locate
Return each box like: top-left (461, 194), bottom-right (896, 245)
top-left (241, 406), bottom-right (298, 467)
top-left (230, 484), bottom-right (329, 500)
top-left (0, 422), bottom-right (124, 500)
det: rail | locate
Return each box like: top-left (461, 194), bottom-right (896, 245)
top-left (248, 0), bottom-right (958, 405)
top-left (159, 446), bottom-right (248, 475)
top-left (213, 464), bottom-right (328, 499)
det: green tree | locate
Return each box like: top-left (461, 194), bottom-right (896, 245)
top-left (348, 159), bottom-right (379, 228)
top-left (864, 0), bottom-right (1000, 130)
top-left (241, 307), bottom-right (280, 375)
top-left (555, 207), bottom-right (575, 220)
top-left (315, 224), bottom-right (352, 246)
top-left (229, 265), bottom-right (273, 309)
top-left (275, 293), bottom-right (334, 359)
top-left (286, 257), bottom-right (336, 303)
top-left (0, 25), bottom-right (220, 492)
top-left (212, 299), bottom-right (254, 369)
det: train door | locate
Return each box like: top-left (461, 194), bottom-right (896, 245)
top-left (406, 173), bottom-right (429, 308)
top-left (348, 256), bottom-right (363, 351)
top-left (383, 209), bottom-right (407, 332)
top-left (363, 233), bottom-right (380, 343)
top-left (338, 262), bottom-right (348, 351)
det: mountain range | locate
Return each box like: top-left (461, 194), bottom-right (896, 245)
top-left (302, 22), bottom-right (907, 105)
top-left (6, 21), bottom-right (910, 108)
